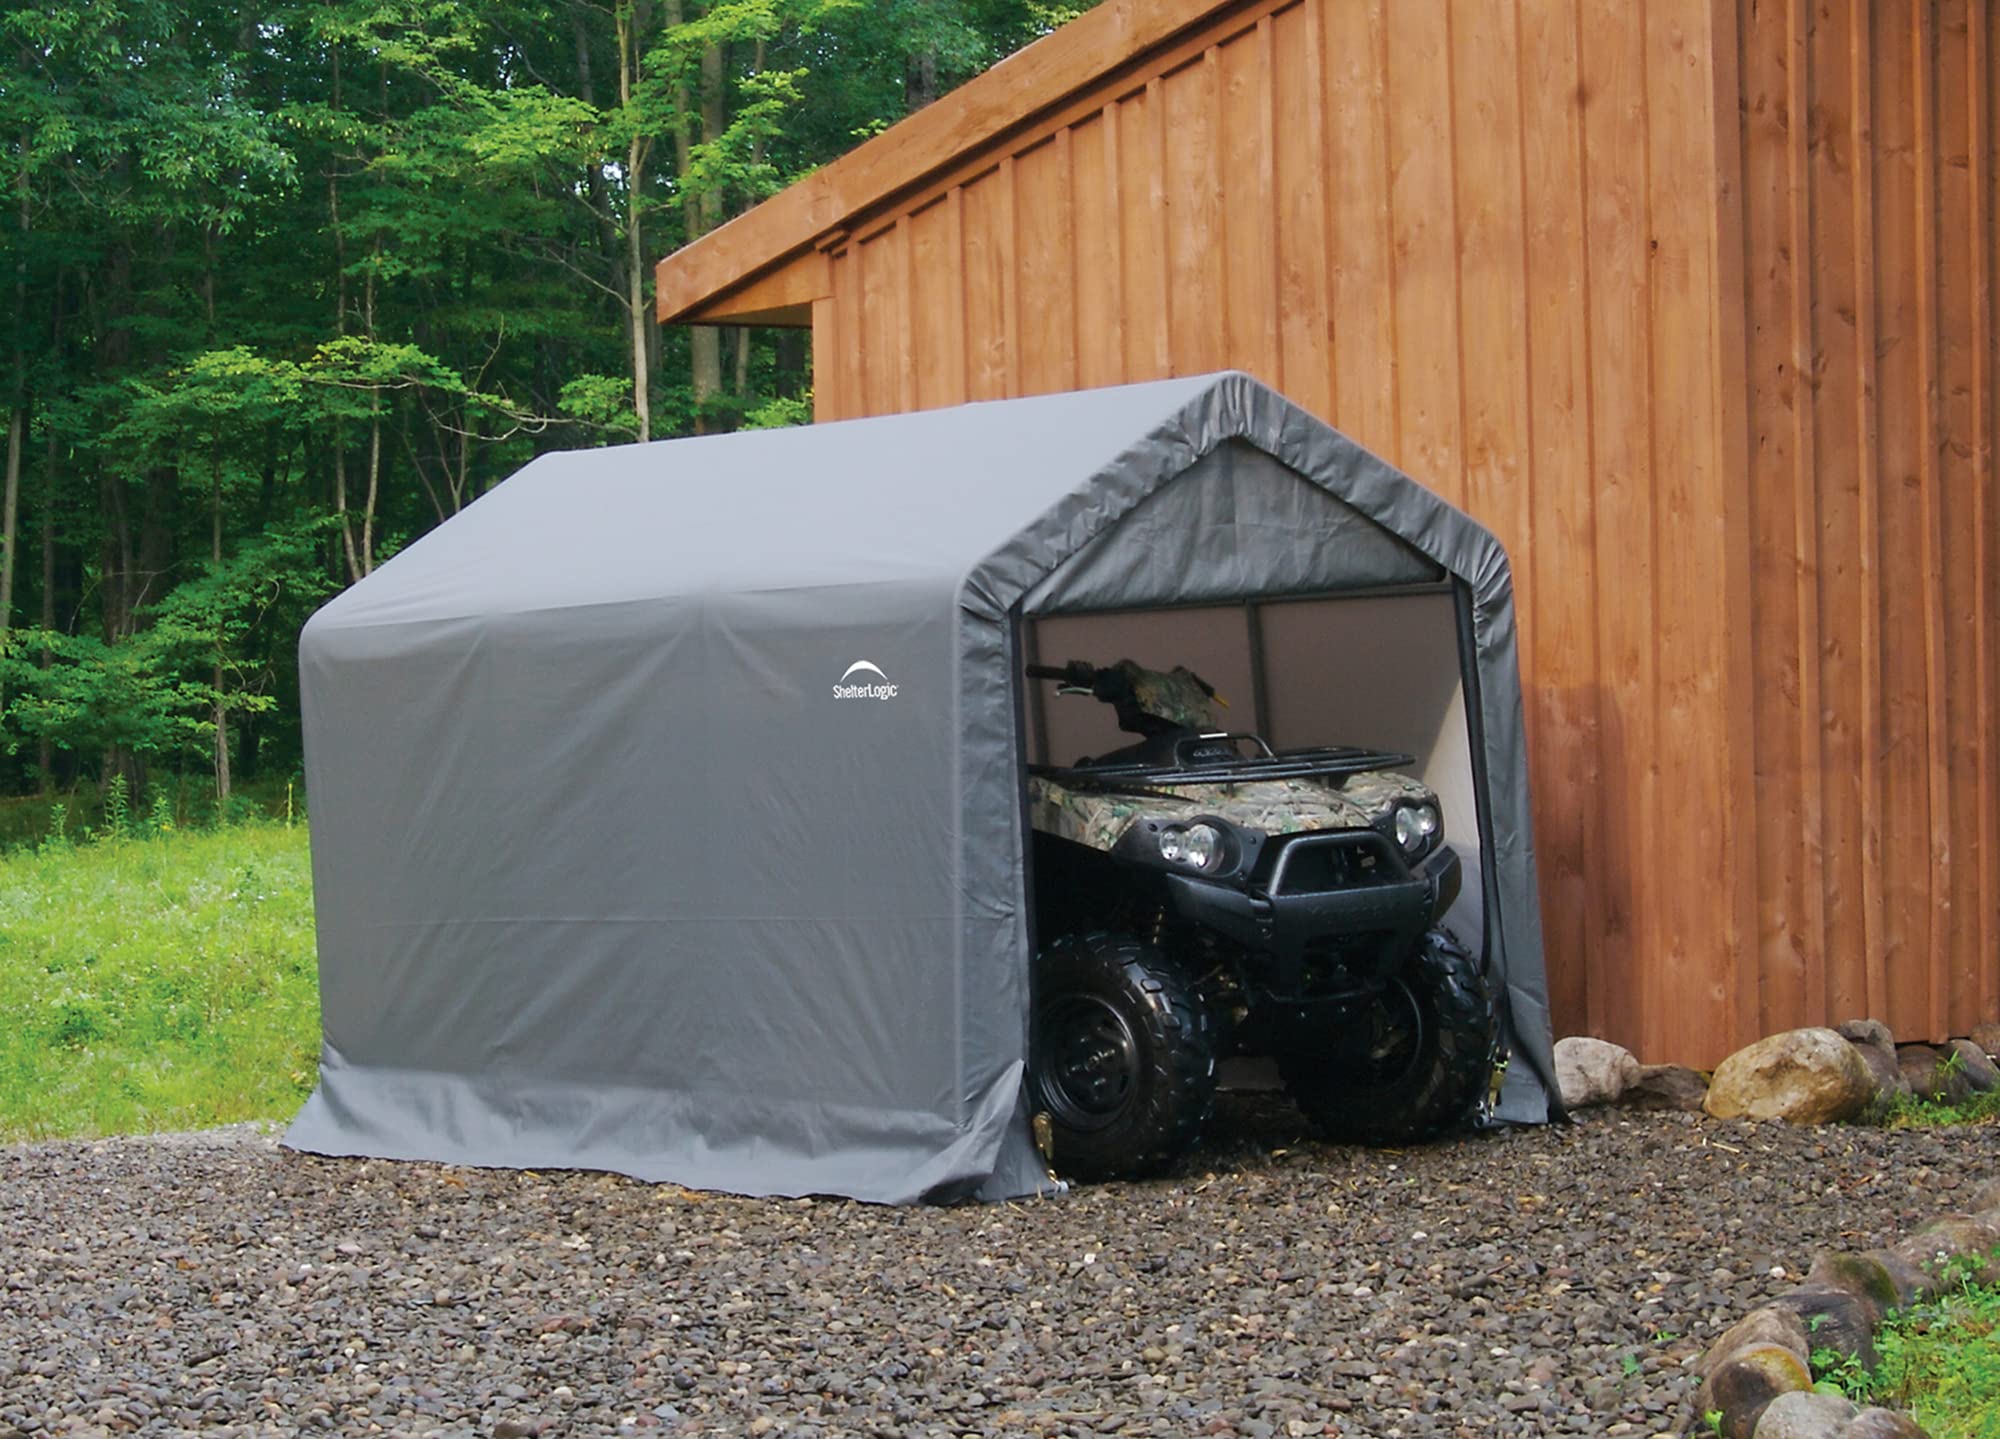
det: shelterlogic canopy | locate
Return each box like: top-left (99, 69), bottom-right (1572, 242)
top-left (287, 371), bottom-right (1556, 1203)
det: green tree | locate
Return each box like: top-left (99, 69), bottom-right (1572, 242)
top-left (0, 0), bottom-right (1099, 802)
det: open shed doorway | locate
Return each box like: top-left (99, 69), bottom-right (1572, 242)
top-left (1021, 585), bottom-right (1486, 949)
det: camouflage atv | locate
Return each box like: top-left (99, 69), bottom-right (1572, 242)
top-left (1024, 659), bottom-right (1498, 1180)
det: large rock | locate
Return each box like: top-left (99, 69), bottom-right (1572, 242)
top-left (1843, 1409), bottom-right (1930, 1438)
top-left (1892, 1217), bottom-right (2000, 1285)
top-left (1554, 1035), bottom-right (1640, 1108)
top-left (1897, 1044), bottom-right (1975, 1105)
top-left (1705, 1028), bottom-right (1873, 1125)
top-left (1803, 1253), bottom-right (1902, 1313)
top-left (1835, 1018), bottom-right (1895, 1051)
top-left (1943, 1039), bottom-right (2000, 1094)
top-left (1696, 1343), bottom-right (1812, 1439)
top-left (1751, 1391), bottom-right (1857, 1439)
top-left (1854, 1247), bottom-right (1932, 1309)
top-left (1969, 1021), bottom-right (2000, 1060)
top-left (1848, 1041), bottom-right (1912, 1112)
top-left (1770, 1288), bottom-right (1879, 1368)
top-left (1697, 1305), bottom-right (1811, 1378)
top-left (1621, 1063), bottom-right (1709, 1112)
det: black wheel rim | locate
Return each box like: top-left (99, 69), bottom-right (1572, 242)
top-left (1035, 993), bottom-right (1142, 1131)
top-left (1326, 976), bottom-right (1429, 1094)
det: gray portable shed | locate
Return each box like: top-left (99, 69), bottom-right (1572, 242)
top-left (287, 371), bottom-right (1555, 1203)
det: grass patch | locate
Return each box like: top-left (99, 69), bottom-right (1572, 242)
top-left (1812, 1258), bottom-right (2000, 1439)
top-left (1882, 1086), bottom-right (2000, 1129)
top-left (0, 818), bottom-right (318, 1140)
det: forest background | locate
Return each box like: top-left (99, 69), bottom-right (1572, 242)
top-left (0, 0), bottom-right (1091, 812)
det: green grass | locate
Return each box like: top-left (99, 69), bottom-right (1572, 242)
top-left (1882, 1086), bottom-right (2000, 1129)
top-left (0, 817), bottom-right (319, 1140)
top-left (1813, 1259), bottom-right (2000, 1438)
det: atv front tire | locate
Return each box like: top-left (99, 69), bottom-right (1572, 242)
top-left (1029, 933), bottom-right (1217, 1181)
top-left (1281, 928), bottom-right (1493, 1144)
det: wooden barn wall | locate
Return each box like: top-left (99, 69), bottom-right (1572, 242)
top-left (1727, 0), bottom-right (2000, 1050)
top-left (801, 0), bottom-right (2000, 1064)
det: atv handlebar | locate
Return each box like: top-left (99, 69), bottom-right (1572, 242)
top-left (1024, 661), bottom-right (1097, 685)
top-left (1025, 659), bottom-right (1222, 739)
top-left (1025, 660), bottom-right (1218, 699)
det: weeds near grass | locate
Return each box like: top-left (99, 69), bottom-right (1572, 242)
top-left (102, 773), bottom-right (130, 834)
top-left (0, 775), bottom-right (304, 853)
top-left (1809, 1256), bottom-right (2000, 1439)
top-left (38, 800), bottom-right (70, 853)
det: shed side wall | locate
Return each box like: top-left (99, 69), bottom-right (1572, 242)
top-left (1727, 0), bottom-right (2000, 1048)
top-left (808, 0), bottom-right (1756, 1064)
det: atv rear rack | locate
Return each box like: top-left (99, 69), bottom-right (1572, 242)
top-left (1031, 733), bottom-right (1417, 791)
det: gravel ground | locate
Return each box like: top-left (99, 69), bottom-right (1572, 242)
top-left (1, 1100), bottom-right (1992, 1439)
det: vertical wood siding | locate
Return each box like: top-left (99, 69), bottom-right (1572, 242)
top-left (798, 0), bottom-right (1999, 1063)
top-left (1728, 0), bottom-right (2000, 1050)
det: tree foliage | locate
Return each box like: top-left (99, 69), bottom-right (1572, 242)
top-left (0, 0), bottom-right (1094, 802)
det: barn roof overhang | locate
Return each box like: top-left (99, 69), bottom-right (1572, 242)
top-left (652, 0), bottom-right (1248, 327)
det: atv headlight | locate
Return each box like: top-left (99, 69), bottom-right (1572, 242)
top-left (1181, 823), bottom-right (1222, 871)
top-left (1394, 802), bottom-right (1441, 855)
top-left (1157, 822), bottom-right (1225, 872)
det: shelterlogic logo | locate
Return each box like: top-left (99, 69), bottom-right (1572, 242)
top-left (833, 660), bottom-right (900, 700)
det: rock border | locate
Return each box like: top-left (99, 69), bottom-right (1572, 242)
top-left (1550, 1024), bottom-right (2000, 1436)
top-left (1553, 1021), bottom-right (2000, 1126)
top-left (1689, 1177), bottom-right (2000, 1439)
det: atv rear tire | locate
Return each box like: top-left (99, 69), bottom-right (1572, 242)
top-left (1029, 933), bottom-right (1217, 1181)
top-left (1280, 928), bottom-right (1493, 1144)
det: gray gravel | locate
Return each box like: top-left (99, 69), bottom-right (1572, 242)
top-left (1, 1099), bottom-right (1991, 1438)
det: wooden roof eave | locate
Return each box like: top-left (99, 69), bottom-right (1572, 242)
top-left (654, 0), bottom-right (1237, 326)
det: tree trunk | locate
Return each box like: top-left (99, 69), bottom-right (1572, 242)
top-left (202, 243), bottom-right (229, 805)
top-left (1, 408), bottom-right (20, 638)
top-left (3, 130), bottom-right (26, 649)
top-left (101, 474), bottom-right (132, 641)
top-left (212, 467), bottom-right (229, 805)
top-left (625, 134), bottom-right (652, 443)
top-left (574, 6), bottom-right (621, 296)
top-left (906, 47), bottom-right (940, 111)
top-left (688, 38), bottom-right (728, 428)
top-left (334, 433), bottom-right (360, 582)
top-left (362, 408), bottom-right (380, 573)
top-left (330, 46), bottom-right (358, 580)
top-left (36, 273), bottom-right (60, 791)
top-left (618, 0), bottom-right (654, 442)
top-left (664, 0), bottom-right (724, 432)
top-left (361, 248), bottom-right (381, 574)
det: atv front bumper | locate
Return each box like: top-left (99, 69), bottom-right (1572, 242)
top-left (1162, 840), bottom-right (1463, 993)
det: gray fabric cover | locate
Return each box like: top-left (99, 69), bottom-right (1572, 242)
top-left (287, 371), bottom-right (1556, 1203)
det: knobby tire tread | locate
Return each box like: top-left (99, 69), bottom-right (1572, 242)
top-left (1031, 932), bottom-right (1218, 1182)
top-left (1283, 928), bottom-right (1494, 1145)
